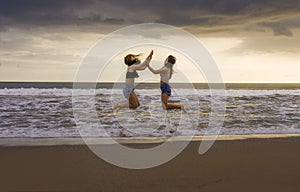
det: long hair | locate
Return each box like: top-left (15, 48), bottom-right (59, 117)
top-left (164, 62), bottom-right (174, 79)
top-left (165, 55), bottom-right (176, 79)
top-left (124, 53), bottom-right (142, 66)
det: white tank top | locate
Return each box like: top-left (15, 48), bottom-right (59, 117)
top-left (160, 73), bottom-right (170, 83)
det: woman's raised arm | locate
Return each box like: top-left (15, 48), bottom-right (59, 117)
top-left (131, 50), bottom-right (153, 70)
top-left (148, 66), bottom-right (167, 74)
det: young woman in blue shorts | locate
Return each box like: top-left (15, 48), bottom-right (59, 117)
top-left (148, 55), bottom-right (185, 111)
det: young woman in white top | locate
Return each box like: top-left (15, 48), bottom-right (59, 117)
top-left (148, 55), bottom-right (185, 111)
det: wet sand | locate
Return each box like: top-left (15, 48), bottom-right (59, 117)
top-left (1, 136), bottom-right (300, 192)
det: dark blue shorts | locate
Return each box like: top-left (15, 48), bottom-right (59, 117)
top-left (160, 83), bottom-right (171, 96)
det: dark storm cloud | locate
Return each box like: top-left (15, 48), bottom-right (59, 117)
top-left (0, 0), bottom-right (86, 25)
top-left (0, 0), bottom-right (300, 36)
top-left (256, 17), bottom-right (300, 36)
top-left (259, 22), bottom-right (293, 36)
top-left (0, 0), bottom-right (123, 27)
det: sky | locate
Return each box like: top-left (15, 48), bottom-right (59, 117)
top-left (0, 0), bottom-right (300, 83)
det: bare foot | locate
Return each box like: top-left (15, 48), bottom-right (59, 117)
top-left (112, 108), bottom-right (119, 114)
top-left (112, 104), bottom-right (120, 114)
top-left (181, 105), bottom-right (187, 113)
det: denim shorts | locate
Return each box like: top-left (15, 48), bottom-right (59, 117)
top-left (123, 83), bottom-right (135, 99)
top-left (160, 83), bottom-right (171, 96)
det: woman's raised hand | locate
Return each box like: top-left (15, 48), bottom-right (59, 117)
top-left (147, 50), bottom-right (154, 60)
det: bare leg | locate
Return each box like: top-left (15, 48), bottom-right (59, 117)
top-left (135, 93), bottom-right (141, 107)
top-left (161, 93), bottom-right (185, 110)
top-left (113, 92), bottom-right (140, 113)
top-left (112, 101), bottom-right (129, 113)
top-left (129, 92), bottom-right (140, 109)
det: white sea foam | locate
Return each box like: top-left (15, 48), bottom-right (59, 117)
top-left (0, 88), bottom-right (299, 138)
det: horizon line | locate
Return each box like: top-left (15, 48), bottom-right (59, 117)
top-left (0, 82), bottom-right (299, 90)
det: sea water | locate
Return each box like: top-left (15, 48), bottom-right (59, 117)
top-left (0, 88), bottom-right (299, 137)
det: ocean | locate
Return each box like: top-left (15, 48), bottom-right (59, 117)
top-left (0, 85), bottom-right (299, 138)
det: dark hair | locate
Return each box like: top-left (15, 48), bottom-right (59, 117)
top-left (167, 55), bottom-right (176, 64)
top-left (124, 54), bottom-right (134, 66)
top-left (124, 54), bottom-right (140, 66)
top-left (165, 55), bottom-right (176, 79)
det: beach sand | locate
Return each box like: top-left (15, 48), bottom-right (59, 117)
top-left (1, 136), bottom-right (300, 192)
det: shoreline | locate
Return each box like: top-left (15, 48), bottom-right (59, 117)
top-left (1, 134), bottom-right (300, 146)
